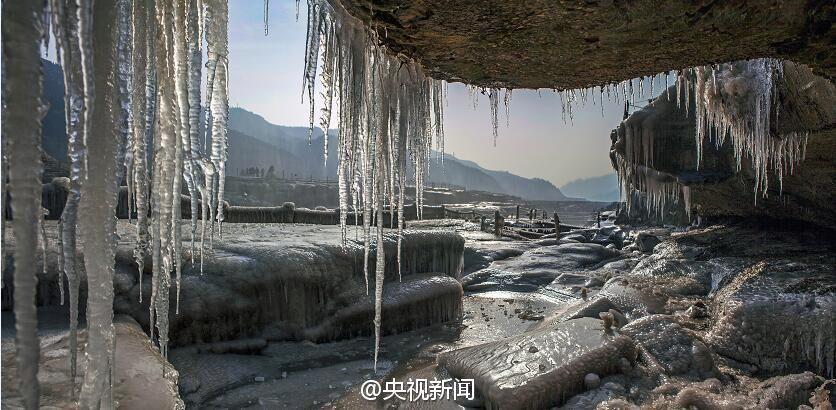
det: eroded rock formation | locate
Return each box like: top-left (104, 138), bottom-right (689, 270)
top-left (610, 62), bottom-right (836, 228)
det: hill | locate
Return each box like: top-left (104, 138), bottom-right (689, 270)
top-left (560, 174), bottom-right (620, 202)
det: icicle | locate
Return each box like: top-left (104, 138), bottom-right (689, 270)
top-left (186, 0), bottom-right (203, 265)
top-left (304, 0), bottom-right (446, 364)
top-left (206, 0), bottom-right (229, 237)
top-left (489, 88), bottom-right (500, 146)
top-left (150, 0), bottom-right (178, 360)
top-left (172, 0), bottom-right (191, 315)
top-left (39, 208), bottom-right (49, 280)
top-left (318, 17), bottom-right (336, 165)
top-left (3, 1), bottom-right (47, 405)
top-left (57, 220), bottom-right (66, 305)
top-left (373, 124), bottom-right (386, 373)
top-left (263, 0), bottom-right (269, 36)
top-left (687, 58), bottom-right (804, 197)
top-left (49, 0), bottom-right (93, 381)
top-left (503, 88), bottom-right (512, 128)
top-left (134, 0), bottom-right (154, 304)
top-left (77, 0), bottom-right (127, 406)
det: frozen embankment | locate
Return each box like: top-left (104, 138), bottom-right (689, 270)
top-left (2, 221), bottom-right (465, 347)
top-left (107, 223), bottom-right (466, 346)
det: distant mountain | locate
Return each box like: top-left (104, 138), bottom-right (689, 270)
top-left (39, 65), bottom-right (573, 201)
top-left (560, 174), bottom-right (620, 202)
top-left (426, 154), bottom-right (569, 201)
top-left (227, 108), bottom-right (338, 180)
top-left (229, 108), bottom-right (570, 201)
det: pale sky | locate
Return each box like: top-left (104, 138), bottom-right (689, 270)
top-left (232, 2), bottom-right (659, 186)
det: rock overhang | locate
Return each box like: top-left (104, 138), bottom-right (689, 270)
top-left (333, 0), bottom-right (834, 89)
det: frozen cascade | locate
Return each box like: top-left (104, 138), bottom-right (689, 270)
top-left (4, 0), bottom-right (229, 402)
top-left (3, 0), bottom-right (48, 406)
top-left (686, 59), bottom-right (807, 197)
top-left (612, 60), bottom-right (810, 218)
top-left (77, 0), bottom-right (126, 406)
top-left (49, 0), bottom-right (93, 380)
top-left (303, 0), bottom-right (445, 364)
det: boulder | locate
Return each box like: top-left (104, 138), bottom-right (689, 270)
top-left (620, 315), bottom-right (720, 378)
top-left (438, 317), bottom-right (637, 409)
top-left (635, 233), bottom-right (661, 253)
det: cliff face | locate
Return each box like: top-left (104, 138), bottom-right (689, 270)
top-left (335, 0), bottom-right (834, 88)
top-left (610, 63), bottom-right (836, 228)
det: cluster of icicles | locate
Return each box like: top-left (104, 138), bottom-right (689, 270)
top-left (2, 0), bottom-right (229, 407)
top-left (611, 59), bottom-right (808, 219)
top-left (302, 0), bottom-right (445, 371)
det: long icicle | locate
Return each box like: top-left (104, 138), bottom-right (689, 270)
top-left (206, 0), bottom-right (229, 238)
top-left (49, 0), bottom-right (92, 382)
top-left (172, 0), bottom-right (190, 314)
top-left (78, 0), bottom-right (126, 406)
top-left (186, 0), bottom-right (203, 267)
top-left (131, 0), bottom-right (151, 304)
top-left (3, 1), bottom-right (48, 406)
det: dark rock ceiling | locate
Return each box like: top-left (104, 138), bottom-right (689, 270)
top-left (336, 0), bottom-right (834, 89)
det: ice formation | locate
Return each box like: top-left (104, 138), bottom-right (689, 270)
top-left (611, 60), bottom-right (809, 218)
top-left (49, 0), bottom-right (94, 382)
top-left (3, 1), bottom-right (48, 406)
top-left (302, 0), bottom-right (445, 369)
top-left (687, 59), bottom-right (808, 197)
top-left (1, 0), bottom-right (231, 405)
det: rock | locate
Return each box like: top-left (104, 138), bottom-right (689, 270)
top-left (635, 233), bottom-right (662, 253)
top-left (707, 258), bottom-right (836, 375)
top-left (592, 226), bottom-right (626, 249)
top-left (463, 243), bottom-right (623, 292)
top-left (585, 277), bottom-right (605, 288)
top-left (461, 268), bottom-right (553, 292)
top-left (686, 303), bottom-right (708, 319)
top-left (584, 373), bottom-right (601, 389)
top-left (560, 379), bottom-right (626, 410)
top-left (620, 315), bottom-right (720, 378)
top-left (554, 273), bottom-right (594, 287)
top-left (563, 233), bottom-right (588, 243)
top-left (610, 61), bottom-right (836, 229)
top-left (748, 372), bottom-right (825, 409)
top-left (439, 318), bottom-right (637, 409)
top-left (336, 0), bottom-right (832, 90)
top-left (608, 309), bottom-right (628, 328)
